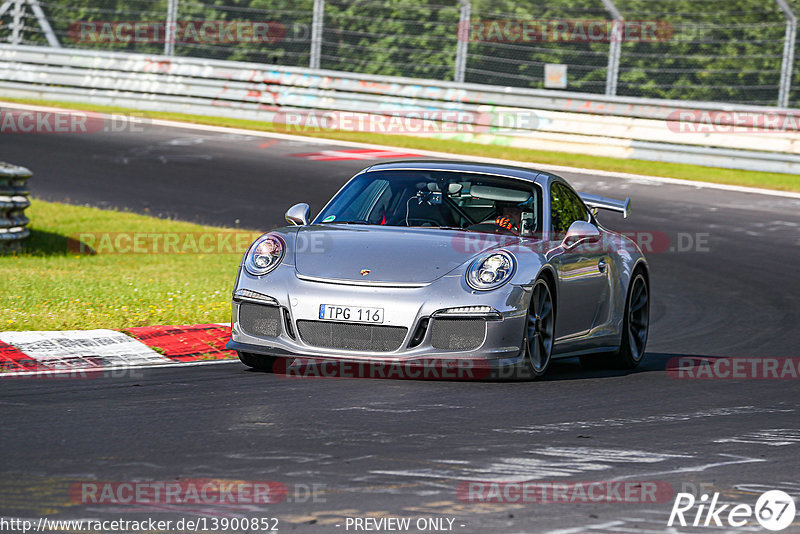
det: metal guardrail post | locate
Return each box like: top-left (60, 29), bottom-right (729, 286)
top-left (454, 0), bottom-right (470, 83)
top-left (10, 0), bottom-right (23, 45)
top-left (600, 0), bottom-right (623, 96)
top-left (776, 0), bottom-right (797, 108)
top-left (0, 162), bottom-right (32, 250)
top-left (0, 0), bottom-right (60, 47)
top-left (164, 0), bottom-right (178, 56)
top-left (27, 0), bottom-right (60, 47)
top-left (309, 0), bottom-right (324, 70)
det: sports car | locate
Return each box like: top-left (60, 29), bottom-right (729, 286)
top-left (226, 160), bottom-right (649, 379)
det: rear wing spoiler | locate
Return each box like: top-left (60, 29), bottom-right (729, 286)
top-left (579, 192), bottom-right (631, 219)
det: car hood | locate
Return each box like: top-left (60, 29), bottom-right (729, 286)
top-left (294, 225), bottom-right (509, 284)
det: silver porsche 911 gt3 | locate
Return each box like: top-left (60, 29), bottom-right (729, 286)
top-left (226, 161), bottom-right (649, 379)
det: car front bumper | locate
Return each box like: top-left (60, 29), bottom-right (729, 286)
top-left (226, 268), bottom-right (532, 370)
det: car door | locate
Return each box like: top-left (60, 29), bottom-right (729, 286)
top-left (548, 182), bottom-right (612, 341)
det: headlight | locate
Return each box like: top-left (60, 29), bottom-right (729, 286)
top-left (466, 251), bottom-right (516, 291)
top-left (244, 234), bottom-right (285, 276)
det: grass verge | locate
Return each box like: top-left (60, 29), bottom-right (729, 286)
top-left (3, 96), bottom-right (799, 193)
top-left (0, 199), bottom-right (251, 331)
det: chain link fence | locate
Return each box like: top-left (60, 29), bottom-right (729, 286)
top-left (1, 0), bottom-right (798, 107)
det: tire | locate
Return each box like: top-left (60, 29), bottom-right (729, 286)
top-left (612, 271), bottom-right (649, 368)
top-left (583, 271), bottom-right (649, 370)
top-left (237, 351), bottom-right (278, 372)
top-left (524, 278), bottom-right (556, 379)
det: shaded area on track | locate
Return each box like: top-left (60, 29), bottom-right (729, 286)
top-left (1, 362), bottom-right (798, 532)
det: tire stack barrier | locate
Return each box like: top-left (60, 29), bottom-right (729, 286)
top-left (0, 161), bottom-right (32, 251)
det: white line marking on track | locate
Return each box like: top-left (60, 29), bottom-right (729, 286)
top-left (714, 428), bottom-right (800, 446)
top-left (609, 454), bottom-right (766, 481)
top-left (371, 447), bottom-right (693, 482)
top-left (734, 482), bottom-right (800, 494)
top-left (545, 521), bottom-right (627, 534)
top-left (496, 406), bottom-right (793, 435)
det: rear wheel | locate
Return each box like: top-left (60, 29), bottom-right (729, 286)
top-left (237, 351), bottom-right (278, 372)
top-left (580, 271), bottom-right (649, 370)
top-left (525, 278), bottom-right (555, 379)
top-left (614, 272), bottom-right (649, 368)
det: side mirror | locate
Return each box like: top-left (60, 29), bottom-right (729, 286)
top-left (285, 203), bottom-right (310, 226)
top-left (562, 220), bottom-right (601, 249)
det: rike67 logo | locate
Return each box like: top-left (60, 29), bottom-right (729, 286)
top-left (668, 490), bottom-right (796, 531)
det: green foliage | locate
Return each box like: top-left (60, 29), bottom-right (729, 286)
top-left (2, 0), bottom-right (797, 105)
top-left (0, 200), bottom-right (243, 330)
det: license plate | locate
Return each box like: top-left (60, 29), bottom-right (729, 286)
top-left (319, 304), bottom-right (384, 324)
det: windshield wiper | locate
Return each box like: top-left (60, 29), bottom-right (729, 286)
top-left (323, 222), bottom-right (470, 231)
top-left (434, 226), bottom-right (471, 232)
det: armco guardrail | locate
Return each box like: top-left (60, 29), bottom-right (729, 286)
top-left (0, 45), bottom-right (798, 174)
top-left (0, 162), bottom-right (32, 249)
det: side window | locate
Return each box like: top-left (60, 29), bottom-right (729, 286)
top-left (550, 182), bottom-right (588, 238)
top-left (334, 179), bottom-right (388, 221)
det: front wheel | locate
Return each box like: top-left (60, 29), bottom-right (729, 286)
top-left (237, 351), bottom-right (278, 372)
top-left (524, 278), bottom-right (555, 379)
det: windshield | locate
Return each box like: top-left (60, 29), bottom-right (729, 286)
top-left (314, 170), bottom-right (542, 237)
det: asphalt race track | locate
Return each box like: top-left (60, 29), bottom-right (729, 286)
top-left (1, 120), bottom-right (800, 533)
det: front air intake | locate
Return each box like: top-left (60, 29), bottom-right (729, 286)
top-left (296, 320), bottom-right (407, 352)
top-left (429, 318), bottom-right (486, 351)
top-left (239, 302), bottom-right (282, 338)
